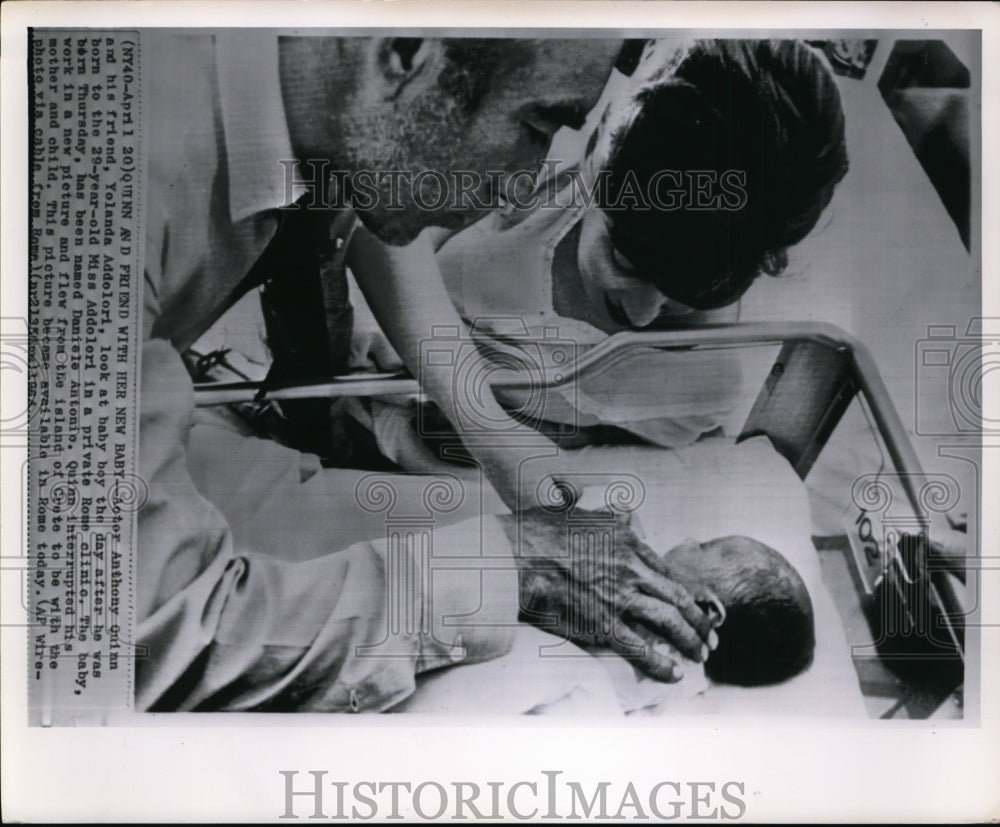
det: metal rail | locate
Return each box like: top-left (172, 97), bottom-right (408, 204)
top-left (193, 321), bottom-right (926, 513)
top-left (192, 320), bottom-right (965, 659)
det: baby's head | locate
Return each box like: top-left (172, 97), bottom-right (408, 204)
top-left (663, 535), bottom-right (816, 686)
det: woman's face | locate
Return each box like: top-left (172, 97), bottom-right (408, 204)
top-left (577, 208), bottom-right (696, 331)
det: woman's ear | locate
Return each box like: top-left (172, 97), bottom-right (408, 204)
top-left (370, 38), bottom-right (443, 100)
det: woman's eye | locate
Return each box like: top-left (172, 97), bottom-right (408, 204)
top-left (610, 246), bottom-right (636, 272)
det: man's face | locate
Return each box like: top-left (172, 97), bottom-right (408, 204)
top-left (349, 38), bottom-right (623, 243)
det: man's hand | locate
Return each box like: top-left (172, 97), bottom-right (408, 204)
top-left (497, 507), bottom-right (725, 682)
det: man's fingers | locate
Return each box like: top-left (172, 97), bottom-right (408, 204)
top-left (623, 592), bottom-right (707, 663)
top-left (635, 572), bottom-right (723, 645)
top-left (634, 542), bottom-right (725, 633)
top-left (610, 622), bottom-right (682, 683)
top-left (632, 544), bottom-right (724, 632)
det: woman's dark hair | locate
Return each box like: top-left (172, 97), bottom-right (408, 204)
top-left (604, 40), bottom-right (849, 310)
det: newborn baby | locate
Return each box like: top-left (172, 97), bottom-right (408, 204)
top-left (660, 535), bottom-right (815, 686)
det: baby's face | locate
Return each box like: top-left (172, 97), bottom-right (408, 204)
top-left (660, 535), bottom-right (768, 598)
top-left (661, 535), bottom-right (815, 624)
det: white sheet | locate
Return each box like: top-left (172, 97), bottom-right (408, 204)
top-left (567, 438), bottom-right (867, 718)
top-left (188, 410), bottom-right (867, 717)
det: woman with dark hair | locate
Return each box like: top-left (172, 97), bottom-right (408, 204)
top-left (428, 38), bottom-right (849, 448)
top-left (588, 38), bottom-right (849, 323)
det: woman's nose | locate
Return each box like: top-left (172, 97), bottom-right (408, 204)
top-left (618, 284), bottom-right (689, 328)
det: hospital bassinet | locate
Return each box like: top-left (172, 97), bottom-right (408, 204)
top-left (192, 320), bottom-right (972, 718)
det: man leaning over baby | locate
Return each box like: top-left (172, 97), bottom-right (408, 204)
top-left (136, 31), bottom-right (724, 711)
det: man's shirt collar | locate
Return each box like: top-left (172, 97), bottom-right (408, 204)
top-left (216, 32), bottom-right (308, 222)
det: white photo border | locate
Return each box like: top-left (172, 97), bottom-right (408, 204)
top-left (2, 1), bottom-right (998, 821)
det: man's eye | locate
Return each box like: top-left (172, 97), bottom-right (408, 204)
top-left (522, 120), bottom-right (551, 150)
top-left (611, 246), bottom-right (636, 272)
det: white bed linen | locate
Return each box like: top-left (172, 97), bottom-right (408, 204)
top-left (568, 438), bottom-right (867, 718)
top-left (186, 411), bottom-right (866, 717)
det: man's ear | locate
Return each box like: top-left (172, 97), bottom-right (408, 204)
top-left (370, 38), bottom-right (443, 100)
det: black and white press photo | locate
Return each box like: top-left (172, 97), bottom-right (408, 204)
top-left (2, 1), bottom-right (998, 822)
